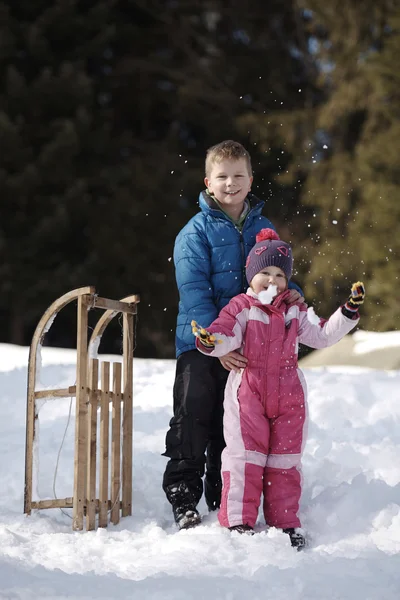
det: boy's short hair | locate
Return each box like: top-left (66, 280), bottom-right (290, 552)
top-left (205, 140), bottom-right (252, 178)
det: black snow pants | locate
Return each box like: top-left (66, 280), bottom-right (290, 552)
top-left (162, 350), bottom-right (229, 510)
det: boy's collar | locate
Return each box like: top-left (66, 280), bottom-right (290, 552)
top-left (200, 189), bottom-right (264, 214)
top-left (205, 190), bottom-right (249, 223)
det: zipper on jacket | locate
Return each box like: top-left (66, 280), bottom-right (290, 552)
top-left (235, 226), bottom-right (246, 291)
top-left (235, 204), bottom-right (259, 292)
top-left (213, 202), bottom-right (265, 293)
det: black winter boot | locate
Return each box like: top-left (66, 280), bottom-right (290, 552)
top-left (165, 482), bottom-right (202, 530)
top-left (283, 528), bottom-right (306, 551)
top-left (229, 524), bottom-right (255, 535)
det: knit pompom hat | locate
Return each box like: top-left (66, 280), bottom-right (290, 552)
top-left (245, 228), bottom-right (293, 284)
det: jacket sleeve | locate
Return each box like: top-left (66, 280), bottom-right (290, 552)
top-left (195, 297), bottom-right (247, 357)
top-left (174, 225), bottom-right (218, 327)
top-left (298, 305), bottom-right (359, 349)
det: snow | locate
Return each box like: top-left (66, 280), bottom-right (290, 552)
top-left (258, 284), bottom-right (277, 304)
top-left (353, 329), bottom-right (400, 354)
top-left (1, 343), bottom-right (400, 599)
top-left (307, 306), bottom-right (321, 325)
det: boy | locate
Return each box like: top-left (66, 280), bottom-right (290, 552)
top-left (162, 140), bottom-right (303, 530)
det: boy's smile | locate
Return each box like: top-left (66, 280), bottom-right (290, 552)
top-left (204, 158), bottom-right (253, 220)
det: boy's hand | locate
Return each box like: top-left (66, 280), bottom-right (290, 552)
top-left (191, 320), bottom-right (219, 348)
top-left (346, 281), bottom-right (365, 311)
top-left (285, 289), bottom-right (305, 305)
top-left (219, 351), bottom-right (248, 372)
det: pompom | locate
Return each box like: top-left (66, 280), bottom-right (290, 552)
top-left (255, 228), bottom-right (280, 243)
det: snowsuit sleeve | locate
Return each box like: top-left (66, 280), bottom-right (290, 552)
top-left (174, 225), bottom-right (218, 328)
top-left (195, 296), bottom-right (248, 357)
top-left (298, 305), bottom-right (359, 349)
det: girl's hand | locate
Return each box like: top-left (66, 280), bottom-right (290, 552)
top-left (285, 289), bottom-right (305, 305)
top-left (191, 320), bottom-right (218, 348)
top-left (219, 350), bottom-right (248, 372)
top-left (346, 281), bottom-right (365, 309)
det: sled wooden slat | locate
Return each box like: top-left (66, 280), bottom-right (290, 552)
top-left (25, 364), bottom-right (39, 518)
top-left (99, 362), bottom-right (110, 528)
top-left (34, 386), bottom-right (77, 399)
top-left (111, 362), bottom-right (122, 525)
top-left (86, 359), bottom-right (99, 531)
top-left (31, 498), bottom-right (74, 509)
top-left (34, 388), bottom-right (126, 401)
top-left (30, 499), bottom-right (125, 511)
top-left (73, 295), bottom-right (90, 531)
top-left (122, 313), bottom-right (134, 517)
top-left (92, 297), bottom-right (137, 314)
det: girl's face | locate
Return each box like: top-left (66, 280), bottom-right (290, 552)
top-left (251, 265), bottom-right (288, 295)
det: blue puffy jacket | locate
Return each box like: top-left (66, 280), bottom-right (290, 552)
top-left (175, 190), bottom-right (293, 357)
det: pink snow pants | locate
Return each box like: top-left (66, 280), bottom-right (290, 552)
top-left (218, 365), bottom-right (307, 529)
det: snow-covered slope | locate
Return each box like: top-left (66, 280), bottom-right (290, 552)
top-left (0, 344), bottom-right (399, 599)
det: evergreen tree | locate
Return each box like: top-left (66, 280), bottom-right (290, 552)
top-left (0, 1), bottom-right (116, 343)
top-left (244, 0), bottom-right (400, 331)
top-left (100, 0), bottom-right (317, 355)
top-left (0, 0), bottom-right (319, 355)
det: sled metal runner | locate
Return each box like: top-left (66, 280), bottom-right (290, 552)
top-left (24, 287), bottom-right (140, 531)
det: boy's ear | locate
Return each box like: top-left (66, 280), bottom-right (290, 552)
top-left (204, 176), bottom-right (210, 189)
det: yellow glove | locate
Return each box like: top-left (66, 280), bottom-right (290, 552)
top-left (345, 281), bottom-right (365, 311)
top-left (191, 320), bottom-right (220, 348)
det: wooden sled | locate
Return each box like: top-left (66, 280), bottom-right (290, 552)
top-left (24, 287), bottom-right (140, 531)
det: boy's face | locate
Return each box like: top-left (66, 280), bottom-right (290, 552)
top-left (204, 158), bottom-right (253, 210)
top-left (251, 266), bottom-right (288, 295)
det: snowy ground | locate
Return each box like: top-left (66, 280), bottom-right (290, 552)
top-left (1, 343), bottom-right (400, 599)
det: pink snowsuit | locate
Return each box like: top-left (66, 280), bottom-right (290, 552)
top-left (196, 288), bottom-right (359, 530)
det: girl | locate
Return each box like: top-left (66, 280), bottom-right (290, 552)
top-left (192, 228), bottom-right (365, 550)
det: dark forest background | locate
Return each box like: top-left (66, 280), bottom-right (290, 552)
top-left (0, 0), bottom-right (399, 358)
